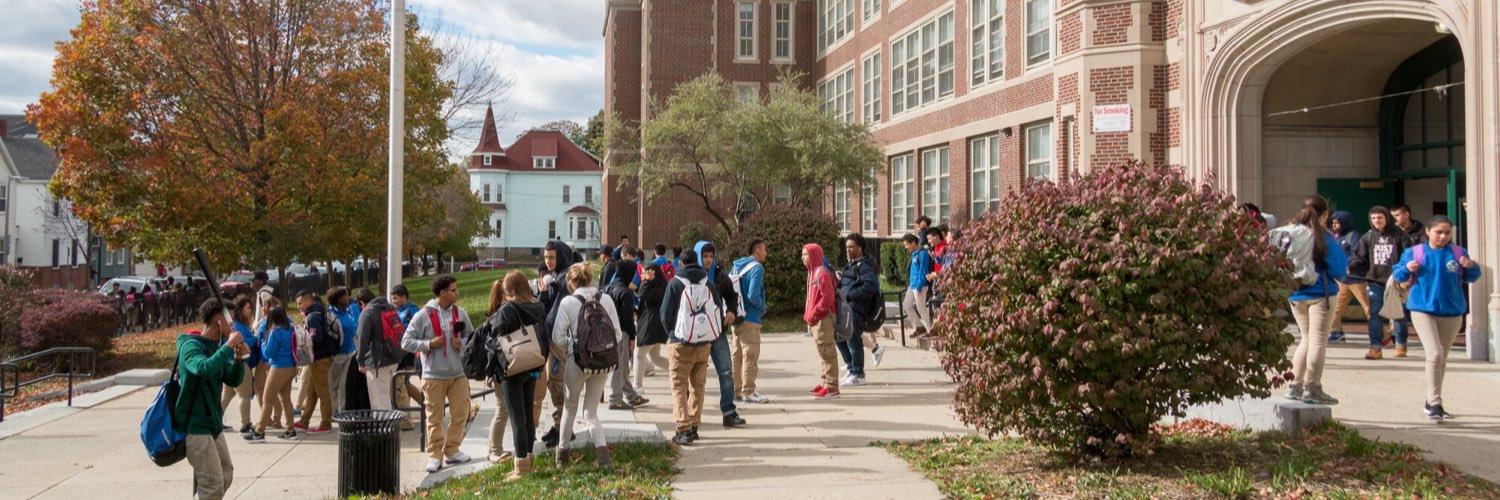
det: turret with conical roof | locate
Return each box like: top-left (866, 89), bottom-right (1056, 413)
top-left (470, 104), bottom-right (506, 169)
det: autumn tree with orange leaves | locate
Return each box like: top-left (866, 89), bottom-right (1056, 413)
top-left (29, 0), bottom-right (463, 277)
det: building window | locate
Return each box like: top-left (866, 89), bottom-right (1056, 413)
top-left (496, 183), bottom-right (503, 203)
top-left (862, 0), bottom-right (880, 23)
top-left (483, 154), bottom-right (492, 166)
top-left (495, 218), bottom-right (503, 239)
top-left (889, 154), bottom-right (915, 231)
top-left (574, 218), bottom-right (588, 240)
top-left (817, 67), bottom-right (855, 124)
top-left (0, 186), bottom-right (7, 213)
top-left (818, 0), bottom-right (853, 52)
top-left (891, 11), bottom-right (955, 115)
top-left (774, 184), bottom-right (793, 204)
top-left (1026, 122), bottom-right (1054, 180)
top-left (562, 185), bottom-right (571, 203)
top-left (737, 1), bottom-right (757, 61)
top-left (52, 239), bottom-right (60, 268)
top-left (861, 52), bottom-right (881, 124)
top-left (861, 182), bottom-right (877, 233)
top-left (773, 2), bottom-right (794, 61)
top-left (482, 184), bottom-right (491, 203)
top-left (835, 183), bottom-right (852, 232)
top-left (70, 239), bottom-right (78, 266)
top-left (584, 186), bottom-right (594, 204)
top-left (970, 134), bottom-right (1001, 216)
top-left (1025, 0), bottom-right (1052, 67)
top-left (735, 82), bottom-right (760, 103)
top-left (53, 200), bottom-right (62, 217)
top-left (971, 0), bottom-right (1003, 86)
top-left (533, 156), bottom-right (556, 169)
top-left (920, 146), bottom-right (950, 224)
top-left (548, 220), bottom-right (557, 240)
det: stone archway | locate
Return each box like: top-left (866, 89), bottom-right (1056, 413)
top-left (1194, 0), bottom-right (1495, 361)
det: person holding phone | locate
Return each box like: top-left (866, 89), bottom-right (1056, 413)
top-left (400, 274), bottom-right (475, 473)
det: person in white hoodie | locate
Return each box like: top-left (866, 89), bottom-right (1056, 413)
top-left (400, 274), bottom-right (476, 473)
top-left (551, 262), bottom-right (624, 470)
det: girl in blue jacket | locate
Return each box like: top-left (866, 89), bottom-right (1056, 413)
top-left (1391, 216), bottom-right (1481, 420)
top-left (221, 296), bottom-right (265, 435)
top-left (248, 307), bottom-right (299, 441)
top-left (1282, 196), bottom-right (1347, 406)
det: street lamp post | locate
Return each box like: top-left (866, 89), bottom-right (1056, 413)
top-left (385, 0), bottom-right (406, 292)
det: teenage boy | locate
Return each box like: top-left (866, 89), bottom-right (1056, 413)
top-left (176, 298), bottom-right (246, 500)
top-left (294, 291), bottom-right (337, 433)
top-left (327, 287), bottom-right (361, 410)
top-left (803, 244), bottom-right (839, 399)
top-left (358, 291), bottom-right (403, 410)
top-left (693, 241), bottom-right (747, 428)
top-left (661, 250), bottom-right (727, 445)
top-left (538, 240), bottom-right (575, 448)
top-left (915, 215), bottom-right (933, 249)
top-left (614, 235), bottom-right (632, 261)
top-left (1393, 204), bottom-right (1427, 244)
top-left (390, 284), bottom-right (421, 430)
top-left (731, 239), bottom-right (769, 404)
top-left (838, 234), bottom-right (880, 387)
top-left (401, 275), bottom-right (475, 473)
top-left (902, 234), bottom-right (936, 339)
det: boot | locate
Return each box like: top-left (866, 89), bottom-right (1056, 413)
top-left (555, 448), bottom-right (570, 469)
top-left (594, 446), bottom-right (613, 470)
top-left (505, 457), bottom-right (532, 482)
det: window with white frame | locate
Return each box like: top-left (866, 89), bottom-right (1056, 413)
top-left (861, 52), bottom-right (881, 124)
top-left (921, 146), bottom-right (950, 223)
top-left (533, 156), bottom-right (556, 169)
top-left (584, 186), bottom-right (594, 204)
top-left (1025, 0), bottom-right (1051, 66)
top-left (818, 67), bottom-right (855, 123)
top-left (861, 182), bottom-right (877, 232)
top-left (51, 239), bottom-right (60, 267)
top-left (495, 183), bottom-right (503, 202)
top-left (889, 154), bottom-right (915, 231)
top-left (834, 183), bottom-right (852, 232)
top-left (737, 1), bottom-right (757, 60)
top-left (562, 185), bottom-right (571, 203)
top-left (482, 184), bottom-right (491, 202)
top-left (970, 134), bottom-right (1000, 216)
top-left (735, 82), bottom-right (759, 103)
top-left (890, 11), bottom-right (954, 115)
top-left (1026, 122), bottom-right (1054, 180)
top-left (773, 2), bottom-right (793, 61)
top-left (494, 218), bottom-right (503, 239)
top-left (818, 0), bottom-right (853, 52)
top-left (0, 186), bottom-right (7, 213)
top-left (483, 154), bottom-right (492, 166)
top-left (970, 0), bottom-right (1003, 86)
top-left (572, 217), bottom-right (590, 240)
top-left (862, 0), bottom-right (880, 23)
top-left (548, 220), bottom-right (557, 239)
top-left (774, 184), bottom-right (793, 204)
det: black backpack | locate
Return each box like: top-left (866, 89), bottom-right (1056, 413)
top-left (573, 293), bottom-right (619, 373)
top-left (462, 318), bottom-right (492, 380)
top-left (848, 260), bottom-right (886, 333)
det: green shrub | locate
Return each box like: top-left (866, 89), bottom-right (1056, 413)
top-left (727, 204), bottom-right (840, 318)
top-left (879, 240), bottom-right (910, 286)
top-left (936, 161), bottom-right (1293, 457)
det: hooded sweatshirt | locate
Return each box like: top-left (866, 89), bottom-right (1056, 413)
top-left (331, 301), bottom-right (362, 355)
top-left (1350, 214), bottom-right (1412, 284)
top-left (356, 297), bottom-right (403, 369)
top-left (606, 263), bottom-right (640, 338)
top-left (840, 250), bottom-right (881, 326)
top-left (661, 257), bottom-right (724, 345)
top-left (174, 332), bottom-right (244, 436)
top-left (637, 263), bottom-right (670, 346)
top-left (483, 301), bottom-right (549, 370)
top-left (553, 287), bottom-right (623, 358)
top-left (1392, 243), bottom-right (1482, 316)
top-left (694, 240), bottom-right (740, 323)
top-left (1330, 211), bottom-right (1362, 285)
top-left (303, 302), bottom-right (339, 359)
top-left (731, 255), bottom-right (766, 325)
top-left (907, 246), bottom-right (934, 291)
top-left (400, 298), bottom-right (474, 380)
top-left (803, 244), bottom-right (836, 326)
top-left (542, 239), bottom-right (578, 342)
top-left (260, 321), bottom-right (296, 369)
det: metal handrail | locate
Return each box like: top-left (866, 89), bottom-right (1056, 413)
top-left (391, 369), bottom-right (494, 451)
top-left (0, 346), bottom-right (98, 422)
top-left (882, 290), bottom-right (909, 347)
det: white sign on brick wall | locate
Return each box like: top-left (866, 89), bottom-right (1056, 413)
top-left (1092, 104), bottom-right (1132, 133)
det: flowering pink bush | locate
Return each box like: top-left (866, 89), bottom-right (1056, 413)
top-left (19, 289), bottom-right (121, 355)
top-left (934, 161), bottom-right (1292, 456)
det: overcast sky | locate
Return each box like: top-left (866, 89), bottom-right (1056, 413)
top-left (0, 0), bottom-right (604, 156)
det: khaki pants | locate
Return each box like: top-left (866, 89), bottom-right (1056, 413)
top-left (296, 364), bottom-right (312, 412)
top-left (669, 343), bottom-right (711, 432)
top-left (731, 323), bottom-right (762, 397)
top-left (633, 344), bottom-right (668, 388)
top-left (256, 367), bottom-right (296, 434)
top-left (546, 353), bottom-right (566, 428)
top-left (421, 377), bottom-right (472, 460)
top-left (488, 385), bottom-right (510, 456)
top-left (221, 363), bottom-right (266, 428)
top-left (1410, 312), bottom-right (1464, 405)
top-left (186, 434), bottom-right (233, 500)
top-left (532, 367), bottom-right (549, 430)
top-left (812, 318), bottom-right (839, 390)
top-left (1291, 298), bottom-right (1334, 387)
top-left (365, 364), bottom-right (397, 410)
top-left (297, 358), bottom-right (333, 428)
top-left (1331, 281), bottom-right (1371, 332)
top-left (903, 288), bottom-right (932, 332)
top-left (561, 361), bottom-right (611, 450)
top-left (329, 353), bottom-right (351, 411)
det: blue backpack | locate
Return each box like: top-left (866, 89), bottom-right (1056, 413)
top-left (141, 356), bottom-right (188, 467)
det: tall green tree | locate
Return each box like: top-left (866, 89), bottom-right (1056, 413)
top-left (607, 72), bottom-right (883, 237)
top-left (29, 0), bottom-right (452, 272)
top-left (576, 110), bottom-right (605, 156)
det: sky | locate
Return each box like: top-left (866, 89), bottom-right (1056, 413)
top-left (0, 0), bottom-right (605, 157)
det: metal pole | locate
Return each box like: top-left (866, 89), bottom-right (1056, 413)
top-left (385, 0), bottom-right (406, 293)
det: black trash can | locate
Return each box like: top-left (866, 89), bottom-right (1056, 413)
top-left (334, 409), bottom-right (405, 497)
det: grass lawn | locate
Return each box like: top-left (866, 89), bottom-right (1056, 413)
top-left (883, 420), bottom-right (1500, 499)
top-left (401, 268), bottom-right (538, 317)
top-left (352, 441), bottom-right (677, 499)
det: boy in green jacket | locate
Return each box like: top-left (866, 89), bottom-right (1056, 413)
top-left (175, 297), bottom-right (246, 500)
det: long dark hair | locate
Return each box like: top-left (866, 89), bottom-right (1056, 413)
top-left (1290, 195), bottom-right (1331, 263)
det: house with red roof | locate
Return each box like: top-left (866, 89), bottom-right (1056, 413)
top-left (466, 105), bottom-right (603, 257)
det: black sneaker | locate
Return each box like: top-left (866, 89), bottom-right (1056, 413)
top-left (277, 430), bottom-right (299, 440)
top-left (688, 427), bottom-right (699, 441)
top-left (723, 413), bottom-right (746, 428)
top-left (629, 395), bottom-right (649, 407)
top-left (238, 423), bottom-right (253, 434)
top-left (1425, 403), bottom-right (1450, 420)
top-left (243, 432), bottom-right (266, 443)
top-left (542, 427), bottom-right (560, 448)
top-left (673, 431), bottom-right (694, 446)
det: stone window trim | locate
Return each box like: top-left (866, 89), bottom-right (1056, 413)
top-left (737, 1), bottom-right (759, 62)
top-left (773, 1), bottom-right (795, 63)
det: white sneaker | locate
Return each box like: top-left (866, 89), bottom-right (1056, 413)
top-left (872, 346), bottom-right (885, 367)
top-left (425, 458), bottom-right (442, 472)
top-left (840, 374), bottom-right (856, 386)
top-left (744, 392), bottom-right (770, 404)
top-left (445, 451), bottom-right (472, 465)
top-left (846, 376), bottom-right (867, 387)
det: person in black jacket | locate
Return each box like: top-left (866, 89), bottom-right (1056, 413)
top-left (294, 291), bottom-right (337, 432)
top-left (689, 241), bottom-right (746, 428)
top-left (837, 233), bottom-right (880, 386)
top-left (634, 263), bottom-right (670, 387)
top-left (538, 239), bottom-right (575, 448)
top-left (660, 249), bottom-right (732, 445)
top-left (1351, 206), bottom-right (1415, 359)
top-left (482, 271), bottom-right (547, 480)
top-left (606, 263), bottom-right (648, 410)
top-left (357, 294), bottom-right (403, 411)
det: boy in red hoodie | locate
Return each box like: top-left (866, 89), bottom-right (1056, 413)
top-left (802, 244), bottom-right (839, 399)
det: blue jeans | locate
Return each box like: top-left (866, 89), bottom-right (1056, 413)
top-left (837, 329), bottom-right (865, 377)
top-left (709, 332), bottom-right (738, 416)
top-left (1366, 281), bottom-right (1409, 348)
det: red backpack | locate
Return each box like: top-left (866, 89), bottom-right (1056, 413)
top-left (379, 309), bottom-right (405, 345)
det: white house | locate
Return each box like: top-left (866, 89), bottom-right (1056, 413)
top-left (466, 106), bottom-right (603, 258)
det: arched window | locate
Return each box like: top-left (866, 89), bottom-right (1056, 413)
top-left (1380, 36), bottom-right (1463, 175)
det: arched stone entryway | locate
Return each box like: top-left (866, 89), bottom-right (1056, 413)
top-left (1193, 0), bottom-right (1496, 361)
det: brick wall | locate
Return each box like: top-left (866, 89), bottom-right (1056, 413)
top-left (1060, 11), bottom-right (1083, 56)
top-left (29, 265), bottom-right (91, 290)
top-left (1150, 64), bottom-right (1167, 165)
top-left (1091, 3), bottom-right (1131, 46)
top-left (1088, 66), bottom-right (1135, 169)
top-left (1165, 0), bottom-right (1182, 40)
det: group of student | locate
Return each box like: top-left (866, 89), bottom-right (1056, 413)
top-left (1271, 196), bottom-right (1480, 420)
top-left (109, 277), bottom-right (203, 332)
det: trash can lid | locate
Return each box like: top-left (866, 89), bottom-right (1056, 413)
top-left (333, 409), bottom-right (407, 424)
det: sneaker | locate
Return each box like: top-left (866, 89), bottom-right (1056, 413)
top-left (629, 395), bottom-right (650, 407)
top-left (808, 385), bottom-right (824, 395)
top-left (872, 345), bottom-right (886, 367)
top-left (732, 395), bottom-right (743, 403)
top-left (643, 367), bottom-right (657, 377)
top-left (308, 424), bottom-right (332, 434)
top-left (425, 458), bottom-right (442, 472)
top-left (743, 392), bottom-right (770, 404)
top-left (813, 387), bottom-right (841, 400)
top-left (1365, 348), bottom-right (1383, 360)
top-left (1425, 403), bottom-right (1450, 420)
top-left (238, 423), bottom-right (253, 434)
top-left (1395, 345), bottom-right (1409, 358)
top-left (277, 430), bottom-right (299, 440)
top-left (673, 431), bottom-right (694, 446)
top-left (688, 427), bottom-right (699, 440)
top-left (244, 432), bottom-right (266, 443)
top-left (910, 328), bottom-right (927, 339)
top-left (293, 422), bottom-right (311, 432)
top-left (542, 427), bottom-right (560, 448)
top-left (845, 376), bottom-right (866, 387)
top-left (1327, 331), bottom-right (1346, 343)
top-left (266, 422), bottom-right (284, 430)
top-left (446, 451), bottom-right (472, 465)
top-left (723, 414), bottom-right (746, 427)
top-left (608, 401), bottom-right (634, 411)
top-left (1303, 386), bottom-right (1339, 405)
top-left (1286, 383), bottom-right (1304, 401)
top-left (488, 452), bottom-right (512, 464)
top-left (840, 373), bottom-right (856, 386)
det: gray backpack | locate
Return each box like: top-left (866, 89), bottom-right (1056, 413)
top-left (1269, 224), bottom-right (1319, 286)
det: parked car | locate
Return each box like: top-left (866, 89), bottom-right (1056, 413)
top-left (220, 270), bottom-right (256, 295)
top-left (459, 258), bottom-right (507, 272)
top-left (98, 276), bottom-right (151, 296)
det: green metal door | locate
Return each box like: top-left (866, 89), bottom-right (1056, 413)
top-left (1317, 178), bottom-right (1397, 234)
top-left (1447, 170), bottom-right (1466, 246)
